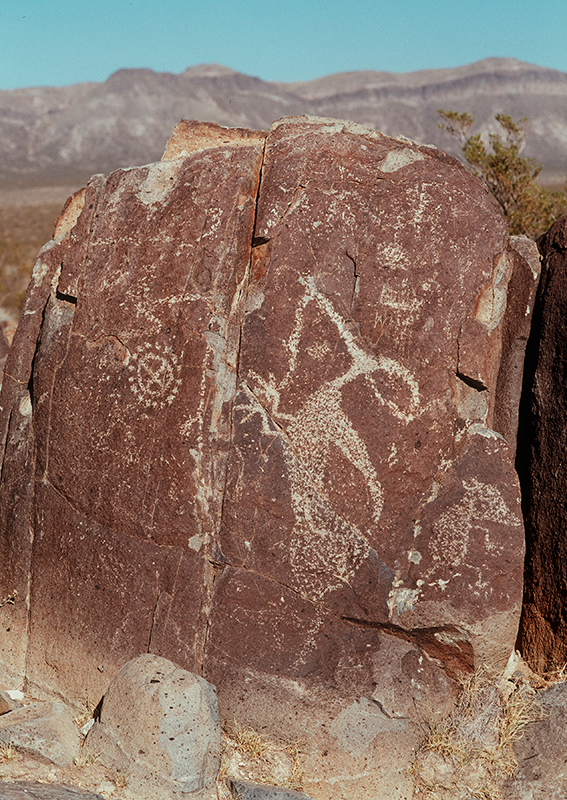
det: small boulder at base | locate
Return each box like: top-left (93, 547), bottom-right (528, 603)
top-left (0, 701), bottom-right (81, 766)
top-left (84, 654), bottom-right (221, 800)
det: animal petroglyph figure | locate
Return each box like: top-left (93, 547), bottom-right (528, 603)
top-left (239, 274), bottom-right (436, 602)
top-left (246, 273), bottom-right (427, 529)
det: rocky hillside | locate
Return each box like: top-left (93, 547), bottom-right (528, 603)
top-left (0, 58), bottom-right (566, 187)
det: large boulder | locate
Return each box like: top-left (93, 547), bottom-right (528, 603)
top-left (84, 654), bottom-right (221, 800)
top-left (517, 214), bottom-right (567, 673)
top-left (0, 116), bottom-right (534, 798)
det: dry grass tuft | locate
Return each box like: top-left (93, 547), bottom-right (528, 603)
top-left (73, 751), bottom-right (98, 767)
top-left (218, 721), bottom-right (307, 797)
top-left (73, 698), bottom-right (96, 730)
top-left (229, 721), bottom-right (274, 761)
top-left (114, 773), bottom-right (128, 788)
top-left (0, 742), bottom-right (17, 762)
top-left (0, 590), bottom-right (17, 609)
top-left (499, 680), bottom-right (544, 752)
top-left (413, 664), bottom-right (544, 800)
top-left (543, 661), bottom-right (567, 683)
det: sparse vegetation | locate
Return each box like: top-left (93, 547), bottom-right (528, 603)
top-left (114, 772), bottom-right (128, 788)
top-left (230, 721), bottom-right (273, 761)
top-left (0, 741), bottom-right (16, 762)
top-left (413, 664), bottom-right (544, 799)
top-left (438, 110), bottom-right (567, 238)
top-left (218, 721), bottom-right (307, 795)
top-left (543, 661), bottom-right (567, 683)
top-left (73, 697), bottom-right (96, 730)
top-left (73, 750), bottom-right (98, 767)
top-left (0, 590), bottom-right (17, 609)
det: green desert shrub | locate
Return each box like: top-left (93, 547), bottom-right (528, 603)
top-left (438, 110), bottom-right (567, 239)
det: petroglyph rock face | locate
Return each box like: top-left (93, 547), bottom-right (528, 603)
top-left (0, 117), bottom-right (529, 798)
top-left (214, 117), bottom-right (525, 680)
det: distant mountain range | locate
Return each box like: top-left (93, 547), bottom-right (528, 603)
top-left (1, 58), bottom-right (566, 188)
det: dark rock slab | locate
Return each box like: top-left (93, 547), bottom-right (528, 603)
top-left (0, 181), bottom-right (104, 687)
top-left (210, 116), bottom-right (524, 699)
top-left (1, 121), bottom-right (266, 702)
top-left (492, 235), bottom-right (541, 444)
top-left (517, 214), bottom-right (567, 673)
top-left (0, 325), bottom-right (10, 384)
top-left (0, 784), bottom-right (103, 800)
top-left (227, 778), bottom-right (315, 800)
top-left (206, 116), bottom-right (528, 798)
top-left (0, 116), bottom-right (533, 798)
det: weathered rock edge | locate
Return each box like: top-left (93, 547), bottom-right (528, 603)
top-left (517, 214), bottom-right (567, 674)
top-left (0, 116), bottom-right (538, 799)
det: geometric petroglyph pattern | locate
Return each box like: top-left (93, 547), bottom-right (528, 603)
top-left (127, 342), bottom-right (182, 408)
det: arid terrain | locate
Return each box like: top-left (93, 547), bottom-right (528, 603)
top-left (1, 57), bottom-right (565, 328)
top-left (0, 189), bottom-right (73, 328)
top-left (1, 57), bottom-right (566, 189)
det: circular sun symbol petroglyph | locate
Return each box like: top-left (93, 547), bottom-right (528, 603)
top-left (127, 342), bottom-right (182, 409)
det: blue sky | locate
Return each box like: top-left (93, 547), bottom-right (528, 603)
top-left (1, 0), bottom-right (566, 90)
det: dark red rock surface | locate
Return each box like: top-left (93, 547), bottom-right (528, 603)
top-left (492, 236), bottom-right (542, 445)
top-left (517, 215), bottom-right (567, 673)
top-left (0, 117), bottom-right (531, 797)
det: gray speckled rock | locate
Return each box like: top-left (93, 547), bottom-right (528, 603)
top-left (502, 681), bottom-right (567, 799)
top-left (0, 783), bottom-right (103, 800)
top-left (227, 778), bottom-right (315, 800)
top-left (0, 702), bottom-right (80, 766)
top-left (85, 654), bottom-right (221, 800)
